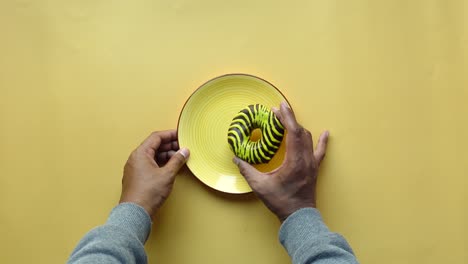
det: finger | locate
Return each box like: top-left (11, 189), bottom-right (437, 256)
top-left (159, 141), bottom-right (179, 152)
top-left (157, 150), bottom-right (177, 165)
top-left (140, 130), bottom-right (177, 151)
top-left (271, 106), bottom-right (282, 122)
top-left (233, 157), bottom-right (263, 186)
top-left (304, 128), bottom-right (314, 150)
top-left (279, 101), bottom-right (300, 131)
top-left (314, 131), bottom-right (330, 164)
top-left (279, 102), bottom-right (305, 155)
top-left (163, 148), bottom-right (190, 175)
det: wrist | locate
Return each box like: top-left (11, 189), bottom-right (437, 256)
top-left (119, 196), bottom-right (156, 220)
top-left (108, 203), bottom-right (153, 243)
top-left (278, 202), bottom-right (316, 223)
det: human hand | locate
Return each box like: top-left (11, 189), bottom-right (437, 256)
top-left (233, 102), bottom-right (329, 222)
top-left (119, 130), bottom-right (189, 219)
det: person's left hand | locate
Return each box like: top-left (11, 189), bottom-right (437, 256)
top-left (119, 130), bottom-right (189, 219)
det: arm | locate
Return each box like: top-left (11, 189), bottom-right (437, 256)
top-left (68, 130), bottom-right (190, 264)
top-left (234, 102), bottom-right (358, 264)
top-left (279, 208), bottom-right (357, 264)
top-left (67, 203), bottom-right (151, 264)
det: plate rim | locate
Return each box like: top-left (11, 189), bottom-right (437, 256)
top-left (177, 73), bottom-right (290, 193)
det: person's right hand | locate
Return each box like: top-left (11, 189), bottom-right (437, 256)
top-left (233, 102), bottom-right (329, 222)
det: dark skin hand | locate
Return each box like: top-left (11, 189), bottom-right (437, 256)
top-left (234, 101), bottom-right (329, 222)
top-left (118, 102), bottom-right (328, 223)
top-left (119, 130), bottom-right (189, 220)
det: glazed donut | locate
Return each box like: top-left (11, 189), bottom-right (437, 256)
top-left (227, 104), bottom-right (285, 164)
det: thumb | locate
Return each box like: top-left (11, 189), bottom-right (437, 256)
top-left (314, 131), bottom-right (329, 164)
top-left (233, 157), bottom-right (261, 184)
top-left (164, 148), bottom-right (190, 175)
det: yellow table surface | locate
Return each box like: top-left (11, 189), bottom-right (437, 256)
top-left (1, 1), bottom-right (467, 263)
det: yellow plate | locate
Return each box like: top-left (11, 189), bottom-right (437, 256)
top-left (178, 74), bottom-right (289, 194)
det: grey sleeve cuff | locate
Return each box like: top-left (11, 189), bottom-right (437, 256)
top-left (278, 208), bottom-right (358, 264)
top-left (106, 203), bottom-right (152, 244)
top-left (279, 208), bottom-right (329, 252)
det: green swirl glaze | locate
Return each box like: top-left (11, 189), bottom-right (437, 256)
top-left (227, 104), bottom-right (284, 164)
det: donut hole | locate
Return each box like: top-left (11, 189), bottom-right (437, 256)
top-left (250, 128), bottom-right (262, 142)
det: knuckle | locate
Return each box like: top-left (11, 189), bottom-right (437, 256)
top-left (292, 126), bottom-right (303, 137)
top-left (165, 155), bottom-right (185, 174)
top-left (125, 157), bottom-right (136, 168)
top-left (128, 150), bottom-right (138, 161)
top-left (239, 165), bottom-right (247, 175)
top-left (163, 152), bottom-right (170, 159)
top-left (150, 131), bottom-right (159, 137)
top-left (174, 152), bottom-right (185, 162)
top-left (316, 152), bottom-right (326, 164)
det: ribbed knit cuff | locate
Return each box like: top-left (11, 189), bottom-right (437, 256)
top-left (106, 203), bottom-right (152, 244)
top-left (278, 208), bottom-right (329, 255)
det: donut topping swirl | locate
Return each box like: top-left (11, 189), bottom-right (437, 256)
top-left (228, 104), bottom-right (284, 164)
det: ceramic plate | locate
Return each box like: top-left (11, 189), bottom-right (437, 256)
top-left (177, 74), bottom-right (289, 193)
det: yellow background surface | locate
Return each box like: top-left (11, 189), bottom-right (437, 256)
top-left (1, 1), bottom-right (467, 263)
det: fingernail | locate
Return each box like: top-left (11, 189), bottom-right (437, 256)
top-left (232, 157), bottom-right (239, 165)
top-left (281, 101), bottom-right (290, 109)
top-left (323, 131), bottom-right (330, 142)
top-left (271, 106), bottom-right (279, 112)
top-left (179, 148), bottom-right (189, 159)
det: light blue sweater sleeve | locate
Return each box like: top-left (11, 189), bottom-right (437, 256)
top-left (67, 203), bottom-right (152, 264)
top-left (279, 208), bottom-right (359, 264)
